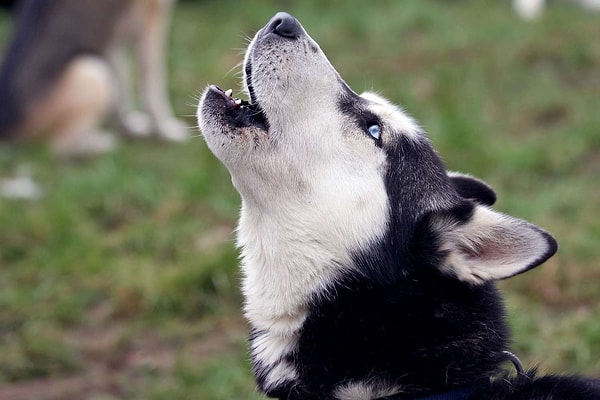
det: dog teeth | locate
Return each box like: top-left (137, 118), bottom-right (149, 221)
top-left (234, 98), bottom-right (242, 105)
top-left (225, 89), bottom-right (233, 97)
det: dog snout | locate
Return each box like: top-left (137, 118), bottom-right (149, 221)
top-left (265, 12), bottom-right (301, 39)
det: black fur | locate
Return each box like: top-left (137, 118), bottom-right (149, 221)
top-left (449, 175), bottom-right (496, 206)
top-left (470, 370), bottom-right (600, 400)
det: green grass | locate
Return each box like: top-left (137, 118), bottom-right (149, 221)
top-left (1, 0), bottom-right (599, 398)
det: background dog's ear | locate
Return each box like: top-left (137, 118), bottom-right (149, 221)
top-left (432, 204), bottom-right (557, 284)
top-left (448, 172), bottom-right (496, 206)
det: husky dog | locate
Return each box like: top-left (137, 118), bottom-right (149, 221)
top-left (0, 0), bottom-right (187, 157)
top-left (198, 12), bottom-right (600, 400)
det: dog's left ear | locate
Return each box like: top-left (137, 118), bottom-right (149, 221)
top-left (431, 204), bottom-right (557, 285)
top-left (448, 172), bottom-right (496, 206)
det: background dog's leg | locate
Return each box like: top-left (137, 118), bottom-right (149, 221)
top-left (134, 0), bottom-right (188, 142)
top-left (513, 0), bottom-right (545, 20)
top-left (43, 56), bottom-right (117, 158)
top-left (108, 46), bottom-right (153, 138)
top-left (578, 0), bottom-right (600, 11)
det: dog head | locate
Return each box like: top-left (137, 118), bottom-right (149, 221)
top-left (198, 12), bottom-right (557, 294)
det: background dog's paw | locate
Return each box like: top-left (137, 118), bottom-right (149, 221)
top-left (155, 118), bottom-right (190, 142)
top-left (0, 166), bottom-right (43, 200)
top-left (121, 111), bottom-right (153, 138)
top-left (53, 130), bottom-right (118, 159)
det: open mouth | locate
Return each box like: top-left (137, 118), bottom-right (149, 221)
top-left (206, 64), bottom-right (268, 132)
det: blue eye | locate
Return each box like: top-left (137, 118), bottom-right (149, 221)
top-left (367, 124), bottom-right (381, 140)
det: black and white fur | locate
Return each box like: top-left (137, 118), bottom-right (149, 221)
top-left (198, 12), bottom-right (600, 400)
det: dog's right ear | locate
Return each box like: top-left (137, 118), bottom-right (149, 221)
top-left (425, 203), bottom-right (557, 285)
top-left (448, 172), bottom-right (496, 206)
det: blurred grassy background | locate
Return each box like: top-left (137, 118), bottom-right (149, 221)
top-left (0, 0), bottom-right (599, 399)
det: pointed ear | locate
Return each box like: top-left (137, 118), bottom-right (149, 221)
top-left (433, 204), bottom-right (557, 285)
top-left (448, 171), bottom-right (496, 206)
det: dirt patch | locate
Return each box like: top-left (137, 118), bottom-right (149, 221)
top-left (0, 312), bottom-right (247, 400)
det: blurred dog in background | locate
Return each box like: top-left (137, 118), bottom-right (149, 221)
top-left (0, 0), bottom-right (187, 158)
top-left (514, 0), bottom-right (600, 20)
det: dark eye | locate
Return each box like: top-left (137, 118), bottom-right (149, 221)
top-left (367, 124), bottom-right (381, 140)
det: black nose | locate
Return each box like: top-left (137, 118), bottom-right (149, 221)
top-left (265, 12), bottom-right (301, 39)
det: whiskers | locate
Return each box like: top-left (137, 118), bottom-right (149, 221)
top-left (177, 112), bottom-right (203, 138)
top-left (184, 124), bottom-right (204, 139)
top-left (239, 31), bottom-right (255, 47)
top-left (225, 60), bottom-right (244, 80)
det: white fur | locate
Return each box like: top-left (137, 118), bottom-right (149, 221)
top-left (446, 171), bottom-right (481, 181)
top-left (334, 381), bottom-right (404, 400)
top-left (361, 91), bottom-right (421, 141)
top-left (200, 24), bottom-right (398, 328)
top-left (237, 146), bottom-right (389, 324)
top-left (263, 361), bottom-right (299, 391)
top-left (250, 323), bottom-right (303, 391)
top-left (251, 328), bottom-right (300, 365)
top-left (236, 141), bottom-right (390, 380)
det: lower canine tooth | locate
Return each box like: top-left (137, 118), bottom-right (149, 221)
top-left (234, 99), bottom-right (242, 105)
top-left (225, 89), bottom-right (233, 97)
